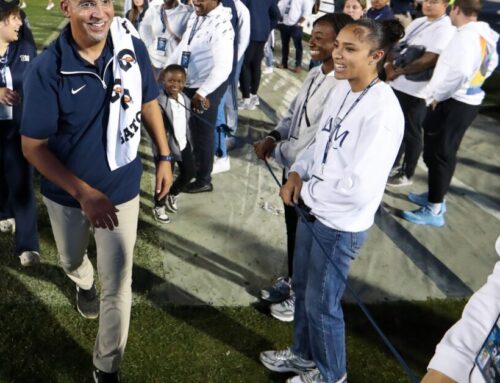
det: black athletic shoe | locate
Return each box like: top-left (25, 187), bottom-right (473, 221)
top-left (76, 282), bottom-right (99, 319)
top-left (184, 181), bottom-right (213, 193)
top-left (93, 368), bottom-right (120, 383)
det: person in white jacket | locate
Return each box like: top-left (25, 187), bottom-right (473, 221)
top-left (139, 0), bottom-right (192, 78)
top-left (259, 18), bottom-right (404, 383)
top-left (422, 235), bottom-right (500, 383)
top-left (253, 13), bottom-right (354, 323)
top-left (167, 0), bottom-right (234, 192)
top-left (401, 0), bottom-right (499, 227)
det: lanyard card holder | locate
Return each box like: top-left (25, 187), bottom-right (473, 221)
top-left (181, 51), bottom-right (191, 69)
top-left (475, 312), bottom-right (500, 383)
top-left (156, 37), bottom-right (167, 55)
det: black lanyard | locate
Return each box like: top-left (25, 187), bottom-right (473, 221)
top-left (160, 6), bottom-right (167, 33)
top-left (299, 70), bottom-right (327, 128)
top-left (321, 78), bottom-right (379, 171)
top-left (187, 16), bottom-right (205, 46)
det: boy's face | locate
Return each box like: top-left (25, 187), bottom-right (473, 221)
top-left (163, 70), bottom-right (186, 97)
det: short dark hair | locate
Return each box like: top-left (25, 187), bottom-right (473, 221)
top-left (453, 0), bottom-right (481, 16)
top-left (0, 7), bottom-right (20, 23)
top-left (162, 64), bottom-right (187, 78)
top-left (313, 12), bottom-right (354, 35)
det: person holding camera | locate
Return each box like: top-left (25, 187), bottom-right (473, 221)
top-left (385, 0), bottom-right (455, 188)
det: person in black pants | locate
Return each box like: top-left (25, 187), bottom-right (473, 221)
top-left (277, 24), bottom-right (304, 72)
top-left (277, 0), bottom-right (311, 73)
top-left (239, 0), bottom-right (280, 110)
top-left (166, 0), bottom-right (235, 193)
top-left (402, 0), bottom-right (498, 227)
top-left (0, 0), bottom-right (39, 266)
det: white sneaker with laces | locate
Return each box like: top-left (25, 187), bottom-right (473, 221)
top-left (153, 206), bottom-right (170, 223)
top-left (287, 369), bottom-right (346, 383)
top-left (260, 347), bottom-right (315, 373)
top-left (166, 194), bottom-right (178, 213)
top-left (238, 98), bottom-right (255, 110)
top-left (262, 66), bottom-right (273, 74)
top-left (212, 156), bottom-right (230, 175)
top-left (270, 293), bottom-right (295, 322)
top-left (250, 94), bottom-right (260, 106)
top-left (19, 251), bottom-right (40, 267)
top-left (0, 218), bottom-right (15, 233)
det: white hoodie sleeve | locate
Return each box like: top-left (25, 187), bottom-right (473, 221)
top-left (428, 256), bottom-right (500, 382)
top-left (138, 6), bottom-right (155, 51)
top-left (235, 0), bottom-right (251, 61)
top-left (197, 23), bottom-right (234, 97)
top-left (424, 31), bottom-right (476, 104)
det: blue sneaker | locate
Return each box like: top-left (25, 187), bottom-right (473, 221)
top-left (260, 276), bottom-right (292, 303)
top-left (408, 192), bottom-right (447, 213)
top-left (401, 205), bottom-right (445, 227)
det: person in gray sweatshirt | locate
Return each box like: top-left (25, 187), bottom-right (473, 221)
top-left (253, 12), bottom-right (353, 323)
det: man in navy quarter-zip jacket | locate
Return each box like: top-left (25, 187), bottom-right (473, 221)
top-left (20, 0), bottom-right (173, 380)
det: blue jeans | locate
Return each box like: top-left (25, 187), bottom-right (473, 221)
top-left (292, 218), bottom-right (368, 382)
top-left (264, 32), bottom-right (274, 68)
top-left (214, 58), bottom-right (244, 157)
top-left (215, 91), bottom-right (229, 158)
top-left (278, 24), bottom-right (303, 67)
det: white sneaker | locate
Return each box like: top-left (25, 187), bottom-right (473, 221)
top-left (250, 94), bottom-right (260, 106)
top-left (287, 369), bottom-right (346, 383)
top-left (46, 2), bottom-right (54, 10)
top-left (238, 98), bottom-right (255, 111)
top-left (270, 293), bottom-right (295, 322)
top-left (0, 218), bottom-right (15, 233)
top-left (260, 347), bottom-right (315, 374)
top-left (19, 251), bottom-right (40, 267)
top-left (211, 156), bottom-right (230, 175)
top-left (20, 1), bottom-right (26, 8)
top-left (166, 194), bottom-right (178, 213)
top-left (262, 66), bottom-right (273, 74)
top-left (153, 206), bottom-right (170, 223)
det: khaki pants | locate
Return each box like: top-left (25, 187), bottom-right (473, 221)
top-left (43, 195), bottom-right (139, 373)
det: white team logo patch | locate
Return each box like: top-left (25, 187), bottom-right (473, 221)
top-left (20, 55), bottom-right (30, 62)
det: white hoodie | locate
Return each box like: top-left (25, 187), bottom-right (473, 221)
top-left (168, 4), bottom-right (234, 97)
top-left (290, 81), bottom-right (404, 232)
top-left (423, 21), bottom-right (499, 106)
top-left (427, 236), bottom-right (500, 383)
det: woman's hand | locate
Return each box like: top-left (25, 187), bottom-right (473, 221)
top-left (280, 172), bottom-right (303, 206)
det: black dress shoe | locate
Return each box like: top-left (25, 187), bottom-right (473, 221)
top-left (93, 368), bottom-right (120, 383)
top-left (184, 181), bottom-right (213, 193)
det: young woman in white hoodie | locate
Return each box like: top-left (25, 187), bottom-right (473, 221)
top-left (259, 18), bottom-right (405, 383)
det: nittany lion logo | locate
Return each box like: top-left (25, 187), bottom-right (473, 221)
top-left (111, 78), bottom-right (132, 110)
top-left (117, 49), bottom-right (136, 72)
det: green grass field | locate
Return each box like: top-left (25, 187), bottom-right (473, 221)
top-left (2, 4), bottom-right (496, 382)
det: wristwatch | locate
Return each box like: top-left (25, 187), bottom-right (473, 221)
top-left (156, 154), bottom-right (174, 162)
